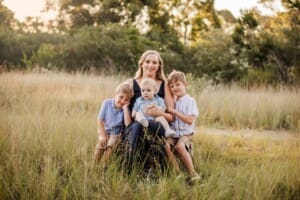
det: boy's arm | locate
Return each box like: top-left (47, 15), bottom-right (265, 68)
top-left (98, 119), bottom-right (107, 146)
top-left (167, 107), bottom-right (196, 125)
top-left (123, 105), bottom-right (132, 126)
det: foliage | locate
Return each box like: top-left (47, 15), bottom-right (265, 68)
top-left (0, 0), bottom-right (15, 27)
top-left (0, 0), bottom-right (299, 86)
top-left (231, 7), bottom-right (300, 85)
top-left (190, 30), bottom-right (245, 83)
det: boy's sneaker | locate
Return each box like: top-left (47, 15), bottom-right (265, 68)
top-left (165, 129), bottom-right (176, 138)
top-left (186, 173), bottom-right (201, 185)
top-left (138, 118), bottom-right (149, 127)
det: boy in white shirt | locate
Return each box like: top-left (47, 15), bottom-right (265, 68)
top-left (165, 70), bottom-right (201, 183)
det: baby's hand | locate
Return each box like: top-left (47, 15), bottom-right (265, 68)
top-left (145, 104), bottom-right (155, 110)
top-left (143, 104), bottom-right (154, 114)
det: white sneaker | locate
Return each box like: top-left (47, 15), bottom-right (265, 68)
top-left (138, 118), bottom-right (149, 127)
top-left (165, 129), bottom-right (176, 137)
top-left (187, 173), bottom-right (202, 185)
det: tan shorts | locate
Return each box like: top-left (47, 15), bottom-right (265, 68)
top-left (166, 134), bottom-right (193, 154)
top-left (97, 134), bottom-right (121, 149)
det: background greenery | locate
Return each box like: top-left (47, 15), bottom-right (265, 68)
top-left (0, 0), bottom-right (299, 85)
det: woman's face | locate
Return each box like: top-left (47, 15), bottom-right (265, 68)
top-left (141, 54), bottom-right (160, 78)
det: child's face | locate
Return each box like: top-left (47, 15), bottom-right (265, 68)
top-left (169, 80), bottom-right (186, 98)
top-left (114, 92), bottom-right (131, 108)
top-left (141, 83), bottom-right (156, 100)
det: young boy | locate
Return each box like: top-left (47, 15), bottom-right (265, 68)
top-left (132, 78), bottom-right (176, 137)
top-left (165, 70), bottom-right (201, 183)
top-left (94, 83), bottom-right (133, 165)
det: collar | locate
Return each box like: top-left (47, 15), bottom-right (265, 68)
top-left (141, 94), bottom-right (158, 101)
top-left (177, 94), bottom-right (190, 102)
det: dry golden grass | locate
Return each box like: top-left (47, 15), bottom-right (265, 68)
top-left (193, 84), bottom-right (300, 131)
top-left (0, 71), bottom-right (299, 199)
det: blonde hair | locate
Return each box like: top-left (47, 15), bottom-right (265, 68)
top-left (135, 50), bottom-right (166, 81)
top-left (140, 78), bottom-right (157, 92)
top-left (115, 83), bottom-right (134, 98)
top-left (167, 70), bottom-right (187, 85)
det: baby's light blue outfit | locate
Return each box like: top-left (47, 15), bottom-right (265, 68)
top-left (133, 95), bottom-right (166, 121)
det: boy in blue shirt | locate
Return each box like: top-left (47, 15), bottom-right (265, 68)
top-left (165, 70), bottom-right (201, 183)
top-left (94, 83), bottom-right (133, 165)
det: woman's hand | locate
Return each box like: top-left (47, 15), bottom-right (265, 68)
top-left (144, 104), bottom-right (163, 117)
top-left (167, 106), bottom-right (176, 115)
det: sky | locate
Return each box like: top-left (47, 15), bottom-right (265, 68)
top-left (3, 0), bottom-right (57, 21)
top-left (3, 0), bottom-right (284, 22)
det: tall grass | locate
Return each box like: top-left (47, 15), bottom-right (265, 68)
top-left (0, 71), bottom-right (299, 199)
top-left (191, 84), bottom-right (300, 131)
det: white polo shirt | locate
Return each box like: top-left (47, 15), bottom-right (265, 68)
top-left (170, 94), bottom-right (199, 137)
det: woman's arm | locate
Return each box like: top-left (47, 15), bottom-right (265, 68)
top-left (163, 82), bottom-right (175, 122)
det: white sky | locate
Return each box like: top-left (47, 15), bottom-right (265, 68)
top-left (215, 0), bottom-right (284, 17)
top-left (3, 0), bottom-right (57, 21)
top-left (3, 0), bottom-right (284, 22)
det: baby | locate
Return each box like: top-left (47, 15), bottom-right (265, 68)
top-left (132, 78), bottom-right (176, 137)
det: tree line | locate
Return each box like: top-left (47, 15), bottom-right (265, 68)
top-left (0, 0), bottom-right (299, 85)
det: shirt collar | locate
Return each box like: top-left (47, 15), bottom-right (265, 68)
top-left (141, 94), bottom-right (158, 101)
top-left (177, 94), bottom-right (190, 102)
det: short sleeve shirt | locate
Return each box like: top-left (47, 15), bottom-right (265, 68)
top-left (170, 94), bottom-right (199, 137)
top-left (133, 95), bottom-right (166, 121)
top-left (98, 98), bottom-right (124, 135)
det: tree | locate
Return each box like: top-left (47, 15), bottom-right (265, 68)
top-left (0, 0), bottom-right (15, 28)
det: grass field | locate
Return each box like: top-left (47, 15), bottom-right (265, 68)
top-left (0, 71), bottom-right (299, 199)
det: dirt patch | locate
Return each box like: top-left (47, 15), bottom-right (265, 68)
top-left (198, 127), bottom-right (299, 140)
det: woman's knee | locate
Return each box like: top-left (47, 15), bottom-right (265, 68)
top-left (126, 122), bottom-right (143, 139)
top-left (148, 121), bottom-right (165, 137)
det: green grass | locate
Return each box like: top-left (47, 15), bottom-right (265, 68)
top-left (0, 71), bottom-right (299, 199)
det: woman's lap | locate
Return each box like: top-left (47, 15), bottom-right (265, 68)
top-left (122, 121), bottom-right (167, 171)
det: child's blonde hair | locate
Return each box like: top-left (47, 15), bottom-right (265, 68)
top-left (115, 83), bottom-right (134, 98)
top-left (167, 70), bottom-right (187, 85)
top-left (140, 78), bottom-right (157, 92)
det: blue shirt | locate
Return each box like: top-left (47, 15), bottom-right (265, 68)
top-left (98, 98), bottom-right (124, 135)
top-left (133, 95), bottom-right (166, 121)
top-left (170, 94), bottom-right (199, 137)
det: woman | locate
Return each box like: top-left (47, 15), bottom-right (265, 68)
top-left (123, 50), bottom-right (174, 174)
